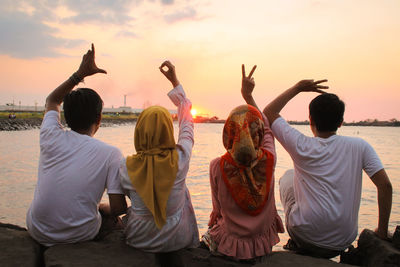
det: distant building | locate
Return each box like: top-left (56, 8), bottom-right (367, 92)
top-left (0, 104), bottom-right (177, 115)
top-left (103, 106), bottom-right (142, 114)
top-left (0, 105), bottom-right (45, 112)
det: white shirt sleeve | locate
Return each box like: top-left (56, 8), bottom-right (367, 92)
top-left (167, 84), bottom-right (194, 162)
top-left (271, 117), bottom-right (305, 156)
top-left (167, 84), bottom-right (193, 185)
top-left (105, 148), bottom-right (125, 195)
top-left (362, 140), bottom-right (384, 177)
top-left (41, 110), bottom-right (62, 131)
top-left (119, 157), bottom-right (135, 196)
top-left (40, 110), bottom-right (64, 152)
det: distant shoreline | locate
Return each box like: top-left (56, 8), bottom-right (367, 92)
top-left (0, 117), bottom-right (138, 131)
top-left (0, 113), bottom-right (399, 131)
top-left (287, 120), bottom-right (400, 127)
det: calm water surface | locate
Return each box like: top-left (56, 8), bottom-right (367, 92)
top-left (0, 123), bottom-right (399, 250)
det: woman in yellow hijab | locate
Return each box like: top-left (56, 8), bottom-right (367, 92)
top-left (119, 61), bottom-right (199, 252)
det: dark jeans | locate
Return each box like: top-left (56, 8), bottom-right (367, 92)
top-left (288, 229), bottom-right (343, 259)
top-left (94, 212), bottom-right (123, 241)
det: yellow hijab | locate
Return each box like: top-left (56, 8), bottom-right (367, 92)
top-left (126, 106), bottom-right (179, 229)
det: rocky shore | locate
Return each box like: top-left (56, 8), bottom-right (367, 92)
top-left (0, 117), bottom-right (43, 131)
top-left (1, 222), bottom-right (399, 267)
top-left (0, 117), bottom-right (137, 131)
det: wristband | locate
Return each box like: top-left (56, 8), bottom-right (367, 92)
top-left (69, 72), bottom-right (84, 85)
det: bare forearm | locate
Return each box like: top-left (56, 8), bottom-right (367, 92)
top-left (263, 86), bottom-right (299, 125)
top-left (242, 93), bottom-right (259, 111)
top-left (371, 169), bottom-right (393, 239)
top-left (171, 79), bottom-right (180, 88)
top-left (45, 76), bottom-right (80, 112)
top-left (377, 182), bottom-right (392, 236)
top-left (99, 203), bottom-right (111, 215)
top-left (263, 79), bottom-right (328, 125)
top-left (108, 194), bottom-right (127, 216)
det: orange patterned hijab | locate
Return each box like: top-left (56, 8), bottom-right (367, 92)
top-left (220, 105), bottom-right (274, 216)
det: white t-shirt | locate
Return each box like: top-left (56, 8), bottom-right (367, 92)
top-left (272, 117), bottom-right (383, 250)
top-left (26, 110), bottom-right (123, 246)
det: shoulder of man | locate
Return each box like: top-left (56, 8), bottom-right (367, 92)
top-left (88, 138), bottom-right (123, 157)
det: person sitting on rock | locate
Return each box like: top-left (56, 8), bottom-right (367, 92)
top-left (118, 61), bottom-right (199, 252)
top-left (263, 79), bottom-right (393, 258)
top-left (26, 44), bottom-right (127, 246)
top-left (202, 65), bottom-right (284, 262)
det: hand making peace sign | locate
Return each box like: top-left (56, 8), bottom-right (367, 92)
top-left (241, 64), bottom-right (257, 98)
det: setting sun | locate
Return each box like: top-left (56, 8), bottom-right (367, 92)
top-left (191, 108), bottom-right (197, 117)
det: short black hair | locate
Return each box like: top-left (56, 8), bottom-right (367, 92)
top-left (309, 93), bottom-right (345, 132)
top-left (63, 88), bottom-right (103, 132)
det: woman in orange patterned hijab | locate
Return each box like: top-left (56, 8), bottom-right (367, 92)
top-left (220, 104), bottom-right (274, 216)
top-left (202, 65), bottom-right (283, 262)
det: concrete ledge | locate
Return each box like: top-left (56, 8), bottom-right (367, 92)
top-left (45, 240), bottom-right (158, 267)
top-left (0, 223), bottom-right (42, 267)
top-left (3, 222), bottom-right (400, 267)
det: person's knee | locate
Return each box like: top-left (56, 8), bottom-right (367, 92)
top-left (279, 169), bottom-right (294, 189)
top-left (279, 169), bottom-right (296, 215)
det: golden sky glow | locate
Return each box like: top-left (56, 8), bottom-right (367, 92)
top-left (0, 0), bottom-right (399, 121)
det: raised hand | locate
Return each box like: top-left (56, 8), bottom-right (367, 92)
top-left (241, 64), bottom-right (259, 110)
top-left (159, 60), bottom-right (180, 88)
top-left (292, 79), bottom-right (329, 94)
top-left (76, 43), bottom-right (107, 79)
top-left (241, 64), bottom-right (257, 98)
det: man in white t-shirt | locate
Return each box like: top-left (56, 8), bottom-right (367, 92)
top-left (261, 79), bottom-right (392, 258)
top-left (26, 44), bottom-right (127, 246)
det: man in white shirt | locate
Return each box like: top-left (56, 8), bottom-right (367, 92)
top-left (26, 44), bottom-right (127, 246)
top-left (262, 79), bottom-right (392, 258)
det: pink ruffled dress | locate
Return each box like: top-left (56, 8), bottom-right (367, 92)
top-left (207, 114), bottom-right (284, 260)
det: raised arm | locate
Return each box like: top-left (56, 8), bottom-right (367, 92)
top-left (160, 60), bottom-right (193, 150)
top-left (263, 79), bottom-right (328, 125)
top-left (241, 64), bottom-right (259, 111)
top-left (45, 43), bottom-right (107, 113)
top-left (371, 169), bottom-right (393, 240)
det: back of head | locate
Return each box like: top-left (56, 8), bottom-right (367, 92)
top-left (63, 88), bottom-right (103, 132)
top-left (309, 93), bottom-right (345, 132)
top-left (223, 104), bottom-right (264, 166)
top-left (134, 106), bottom-right (175, 151)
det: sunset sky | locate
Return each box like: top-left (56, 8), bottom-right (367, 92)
top-left (0, 0), bottom-right (399, 121)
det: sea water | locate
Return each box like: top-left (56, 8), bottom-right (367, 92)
top-left (0, 123), bottom-right (399, 250)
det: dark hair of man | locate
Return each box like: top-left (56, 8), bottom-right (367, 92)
top-left (309, 93), bottom-right (345, 132)
top-left (63, 88), bottom-right (103, 132)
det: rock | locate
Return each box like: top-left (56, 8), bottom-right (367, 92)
top-left (0, 118), bottom-right (42, 131)
top-left (0, 222), bottom-right (43, 267)
top-left (254, 252), bottom-right (354, 267)
top-left (339, 245), bottom-right (363, 266)
top-left (341, 229), bottom-right (400, 267)
top-left (393, 226), bottom-right (400, 250)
